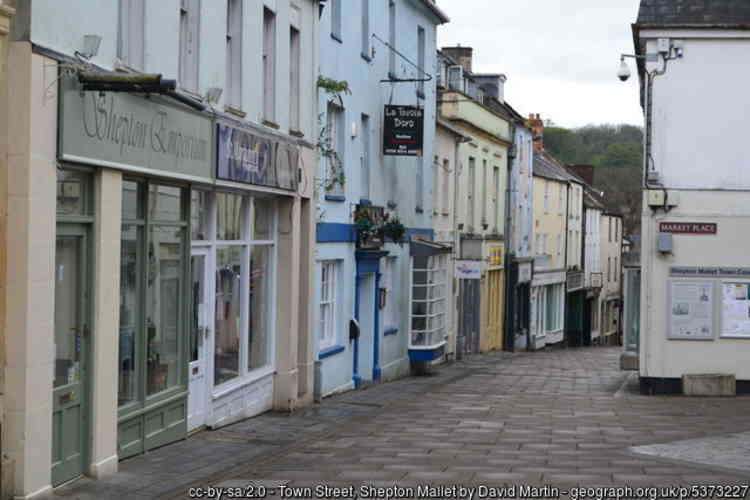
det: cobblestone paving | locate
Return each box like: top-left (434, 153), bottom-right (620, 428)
top-left (46, 347), bottom-right (750, 499)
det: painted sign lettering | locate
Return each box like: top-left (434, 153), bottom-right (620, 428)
top-left (659, 222), bottom-right (717, 234)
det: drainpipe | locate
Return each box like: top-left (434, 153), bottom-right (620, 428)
top-left (503, 125), bottom-right (516, 352)
top-left (453, 133), bottom-right (471, 359)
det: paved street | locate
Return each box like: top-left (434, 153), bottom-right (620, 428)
top-left (48, 347), bottom-right (750, 499)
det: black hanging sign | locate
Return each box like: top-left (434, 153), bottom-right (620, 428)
top-left (382, 105), bottom-right (424, 157)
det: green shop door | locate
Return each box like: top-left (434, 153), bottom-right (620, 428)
top-left (52, 225), bottom-right (90, 486)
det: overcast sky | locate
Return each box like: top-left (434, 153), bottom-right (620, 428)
top-left (436, 0), bottom-right (643, 129)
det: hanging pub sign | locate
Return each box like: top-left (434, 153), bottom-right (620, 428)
top-left (382, 105), bottom-right (424, 157)
top-left (216, 123), bottom-right (298, 191)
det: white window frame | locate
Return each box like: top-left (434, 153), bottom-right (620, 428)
top-left (226, 0), bottom-right (243, 110)
top-left (330, 0), bottom-right (342, 40)
top-left (442, 159), bottom-right (450, 216)
top-left (324, 102), bottom-right (344, 195)
top-left (191, 192), bottom-right (278, 396)
top-left (289, 25), bottom-right (301, 132)
top-left (543, 181), bottom-right (549, 213)
top-left (179, 0), bottom-right (200, 94)
top-left (388, 0), bottom-right (396, 75)
top-left (361, 114), bottom-right (371, 200)
top-left (319, 260), bottom-right (339, 351)
top-left (382, 257), bottom-right (398, 331)
top-left (409, 254), bottom-right (449, 350)
top-left (492, 166), bottom-right (500, 231)
top-left (118, 0), bottom-right (145, 70)
top-left (263, 7), bottom-right (277, 122)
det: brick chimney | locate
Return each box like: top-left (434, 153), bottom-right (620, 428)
top-left (441, 45), bottom-right (473, 74)
top-left (528, 113), bottom-right (544, 152)
top-left (568, 164), bottom-right (595, 186)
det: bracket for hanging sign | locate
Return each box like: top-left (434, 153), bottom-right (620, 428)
top-left (371, 33), bottom-right (432, 84)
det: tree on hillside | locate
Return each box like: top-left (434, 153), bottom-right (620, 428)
top-left (544, 124), bottom-right (643, 238)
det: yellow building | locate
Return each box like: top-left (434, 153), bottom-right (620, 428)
top-left (530, 152), bottom-right (570, 349)
top-left (438, 47), bottom-right (511, 354)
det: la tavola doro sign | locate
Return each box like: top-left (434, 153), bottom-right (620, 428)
top-left (60, 78), bottom-right (212, 179)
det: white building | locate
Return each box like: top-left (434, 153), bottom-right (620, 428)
top-left (632, 0), bottom-right (750, 394)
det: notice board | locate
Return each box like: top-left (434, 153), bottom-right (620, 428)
top-left (667, 280), bottom-right (714, 340)
top-left (721, 282), bottom-right (750, 338)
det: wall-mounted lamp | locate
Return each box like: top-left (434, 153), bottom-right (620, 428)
top-left (205, 87), bottom-right (223, 105)
top-left (79, 34), bottom-right (102, 59)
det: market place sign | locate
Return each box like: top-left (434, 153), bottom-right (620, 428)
top-left (60, 78), bottom-right (212, 180)
top-left (660, 222), bottom-right (717, 235)
top-left (382, 105), bottom-right (424, 157)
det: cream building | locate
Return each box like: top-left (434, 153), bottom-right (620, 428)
top-left (438, 47), bottom-right (512, 355)
top-left (600, 213), bottom-right (623, 344)
top-left (530, 153), bottom-right (569, 349)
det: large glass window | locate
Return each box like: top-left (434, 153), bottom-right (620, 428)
top-left (190, 192), bottom-right (276, 389)
top-left (215, 246), bottom-right (242, 386)
top-left (119, 180), bottom-right (188, 409)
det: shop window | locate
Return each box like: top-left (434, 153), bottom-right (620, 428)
top-left (249, 245), bottom-right (272, 370)
top-left (319, 261), bottom-right (339, 350)
top-left (410, 254), bottom-right (448, 348)
top-left (119, 180), bottom-right (188, 408)
top-left (545, 284), bottom-right (563, 332)
top-left (190, 192), bottom-right (276, 388)
top-left (214, 246), bottom-right (242, 386)
top-left (190, 190), bottom-right (211, 240)
top-left (216, 192), bottom-right (245, 240)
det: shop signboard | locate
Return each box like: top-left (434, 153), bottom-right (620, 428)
top-left (216, 123), bottom-right (299, 191)
top-left (591, 272), bottom-right (603, 289)
top-left (382, 105), bottom-right (424, 156)
top-left (667, 280), bottom-right (714, 340)
top-left (486, 243), bottom-right (505, 269)
top-left (455, 260), bottom-right (482, 280)
top-left (59, 78), bottom-right (212, 180)
top-left (567, 271), bottom-right (584, 292)
top-left (518, 262), bottom-right (532, 284)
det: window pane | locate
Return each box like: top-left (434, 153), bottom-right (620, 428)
top-left (249, 245), bottom-right (271, 370)
top-left (217, 192), bottom-right (244, 240)
top-left (215, 247), bottom-right (242, 386)
top-left (149, 184), bottom-right (184, 222)
top-left (57, 169), bottom-right (92, 216)
top-left (54, 236), bottom-right (81, 388)
top-left (191, 190), bottom-right (210, 240)
top-left (146, 225), bottom-right (184, 395)
top-left (119, 225), bottom-right (141, 406)
top-left (122, 180), bottom-right (142, 219)
top-left (254, 198), bottom-right (274, 240)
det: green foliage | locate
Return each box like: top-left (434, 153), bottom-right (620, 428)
top-left (544, 124), bottom-right (644, 237)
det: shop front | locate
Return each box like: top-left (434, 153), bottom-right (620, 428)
top-left (530, 270), bottom-right (566, 350)
top-left (57, 75), bottom-right (213, 467)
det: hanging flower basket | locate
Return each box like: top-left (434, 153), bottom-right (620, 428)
top-left (354, 208), bottom-right (383, 249)
top-left (381, 214), bottom-right (406, 245)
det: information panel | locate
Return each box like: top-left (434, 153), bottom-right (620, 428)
top-left (721, 282), bottom-right (750, 338)
top-left (667, 280), bottom-right (714, 340)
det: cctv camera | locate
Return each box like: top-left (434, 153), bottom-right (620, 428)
top-left (617, 60), bottom-right (631, 82)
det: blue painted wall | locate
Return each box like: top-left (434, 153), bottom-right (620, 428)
top-left (314, 0), bottom-right (444, 396)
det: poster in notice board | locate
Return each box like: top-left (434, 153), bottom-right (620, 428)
top-left (721, 282), bottom-right (750, 338)
top-left (667, 280), bottom-right (714, 340)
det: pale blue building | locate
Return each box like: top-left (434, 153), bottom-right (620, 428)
top-left (314, 0), bottom-right (449, 397)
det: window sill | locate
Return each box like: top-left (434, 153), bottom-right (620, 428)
top-left (331, 33), bottom-right (343, 44)
top-left (212, 366), bottom-right (275, 400)
top-left (361, 52), bottom-right (372, 63)
top-left (224, 105), bottom-right (246, 118)
top-left (384, 328), bottom-right (399, 337)
top-left (319, 345), bottom-right (345, 360)
top-left (325, 194), bottom-right (346, 202)
top-left (416, 207), bottom-right (424, 214)
top-left (262, 119), bottom-right (280, 130)
top-left (290, 129), bottom-right (305, 138)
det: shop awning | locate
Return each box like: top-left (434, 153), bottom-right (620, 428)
top-left (409, 238), bottom-right (452, 258)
